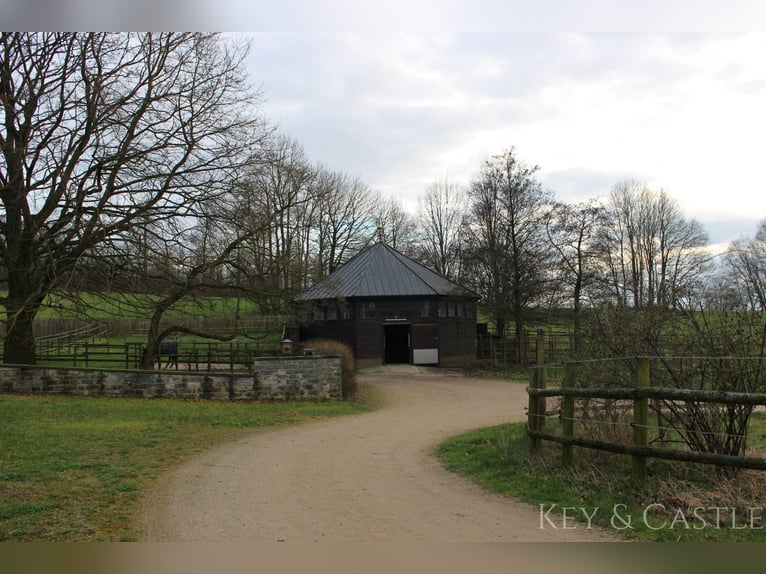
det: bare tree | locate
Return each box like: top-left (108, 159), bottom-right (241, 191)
top-left (653, 220), bottom-right (766, 459)
top-left (229, 145), bottom-right (382, 308)
top-left (416, 178), bottom-right (467, 282)
top-left (578, 191), bottom-right (763, 460)
top-left (725, 219), bottom-right (766, 311)
top-left (74, 174), bottom-right (288, 369)
top-left (595, 181), bottom-right (709, 310)
top-left (374, 195), bottom-right (418, 255)
top-left (312, 167), bottom-right (377, 278)
top-left (137, 195), bottom-right (275, 369)
top-left (546, 199), bottom-right (607, 354)
top-left (0, 33), bottom-right (267, 364)
top-left (464, 148), bottom-right (553, 354)
top-left (242, 133), bottom-right (315, 302)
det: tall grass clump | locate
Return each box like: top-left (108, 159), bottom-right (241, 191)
top-left (305, 339), bottom-right (357, 399)
top-left (437, 419), bottom-right (766, 541)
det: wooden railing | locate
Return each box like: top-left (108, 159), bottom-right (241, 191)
top-left (477, 329), bottom-right (574, 366)
top-left (35, 340), bottom-right (282, 371)
top-left (525, 331), bottom-right (766, 486)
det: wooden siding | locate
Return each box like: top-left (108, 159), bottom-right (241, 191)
top-left (297, 297), bottom-right (476, 367)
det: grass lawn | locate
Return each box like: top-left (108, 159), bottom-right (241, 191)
top-left (436, 414), bottom-right (766, 541)
top-left (0, 395), bottom-right (367, 541)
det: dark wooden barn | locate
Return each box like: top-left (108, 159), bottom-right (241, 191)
top-left (291, 241), bottom-right (479, 368)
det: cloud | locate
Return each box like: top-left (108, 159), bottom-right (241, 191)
top-left (248, 32), bottom-right (765, 244)
top-left (701, 217), bottom-right (762, 247)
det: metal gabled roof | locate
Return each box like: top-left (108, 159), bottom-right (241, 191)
top-left (294, 242), bottom-right (477, 301)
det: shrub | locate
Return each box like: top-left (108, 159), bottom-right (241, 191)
top-left (305, 339), bottom-right (357, 399)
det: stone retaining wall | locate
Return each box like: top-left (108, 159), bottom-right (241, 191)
top-left (0, 355), bottom-right (342, 401)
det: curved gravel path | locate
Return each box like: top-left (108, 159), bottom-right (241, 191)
top-left (135, 367), bottom-right (615, 542)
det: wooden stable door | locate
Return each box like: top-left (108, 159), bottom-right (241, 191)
top-left (412, 324), bottom-right (439, 365)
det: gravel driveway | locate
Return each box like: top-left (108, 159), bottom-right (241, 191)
top-left (135, 366), bottom-right (615, 541)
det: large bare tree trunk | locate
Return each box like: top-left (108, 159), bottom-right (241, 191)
top-left (3, 304), bottom-right (38, 365)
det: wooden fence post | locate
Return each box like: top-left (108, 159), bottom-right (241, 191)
top-left (528, 366), bottom-right (538, 454)
top-left (562, 361), bottom-right (576, 466)
top-left (633, 357), bottom-right (650, 488)
top-left (536, 329), bottom-right (546, 438)
top-left (528, 329), bottom-right (547, 454)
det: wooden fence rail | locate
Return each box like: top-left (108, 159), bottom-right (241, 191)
top-left (526, 331), bottom-right (766, 486)
top-left (529, 385), bottom-right (766, 405)
top-left (4, 315), bottom-right (291, 339)
top-left (35, 340), bottom-right (282, 371)
top-left (476, 329), bottom-right (574, 366)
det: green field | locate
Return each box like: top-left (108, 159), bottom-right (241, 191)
top-left (0, 395), bottom-right (366, 541)
top-left (0, 291), bottom-right (268, 319)
top-left (16, 292), bottom-right (263, 321)
top-left (0, 290), bottom-right (288, 369)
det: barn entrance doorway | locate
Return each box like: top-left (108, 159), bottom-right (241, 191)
top-left (384, 324), bottom-right (410, 364)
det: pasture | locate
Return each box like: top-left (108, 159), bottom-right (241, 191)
top-left (0, 291), bottom-right (289, 370)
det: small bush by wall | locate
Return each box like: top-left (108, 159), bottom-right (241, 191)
top-left (304, 339), bottom-right (357, 399)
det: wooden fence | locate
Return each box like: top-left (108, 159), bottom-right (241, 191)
top-left (12, 315), bottom-right (290, 339)
top-left (525, 330), bottom-right (766, 486)
top-left (477, 329), bottom-right (574, 366)
top-left (30, 314), bottom-right (289, 370)
top-left (35, 340), bottom-right (282, 371)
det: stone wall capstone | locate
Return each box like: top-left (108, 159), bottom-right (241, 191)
top-left (0, 356), bottom-right (342, 401)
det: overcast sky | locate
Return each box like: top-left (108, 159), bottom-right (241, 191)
top-left (244, 29), bottom-right (766, 249)
top-left (4, 1), bottom-right (765, 247)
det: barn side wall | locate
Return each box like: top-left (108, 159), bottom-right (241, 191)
top-left (0, 356), bottom-right (342, 401)
top-left (436, 318), bottom-right (478, 367)
top-left (298, 297), bottom-right (477, 368)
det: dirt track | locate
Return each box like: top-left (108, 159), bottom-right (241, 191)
top-left (136, 367), bottom-right (615, 542)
